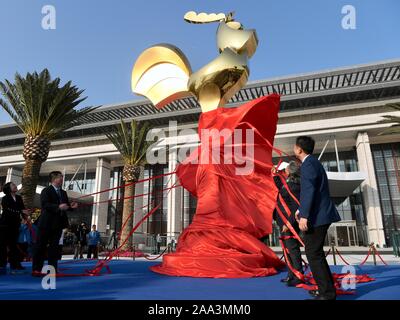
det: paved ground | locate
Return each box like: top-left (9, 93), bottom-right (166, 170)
top-left (64, 248), bottom-right (400, 266)
top-left (0, 260), bottom-right (398, 300)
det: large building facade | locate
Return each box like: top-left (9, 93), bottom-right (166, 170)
top-left (1, 60), bottom-right (400, 248)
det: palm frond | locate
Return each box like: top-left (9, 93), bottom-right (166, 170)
top-left (378, 103), bottom-right (400, 135)
top-left (379, 115), bottom-right (400, 122)
top-left (0, 69), bottom-right (98, 138)
top-left (105, 119), bottom-right (154, 166)
top-left (385, 103), bottom-right (400, 111)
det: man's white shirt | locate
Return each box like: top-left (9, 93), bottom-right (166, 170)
top-left (301, 154), bottom-right (310, 163)
top-left (296, 154), bottom-right (311, 217)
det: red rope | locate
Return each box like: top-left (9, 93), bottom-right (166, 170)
top-left (325, 248), bottom-right (331, 257)
top-left (358, 247), bottom-right (372, 266)
top-left (77, 171), bottom-right (177, 199)
top-left (372, 246), bottom-right (388, 265)
top-left (26, 171), bottom-right (178, 213)
top-left (331, 245), bottom-right (388, 266)
top-left (141, 247), bottom-right (168, 260)
top-left (43, 172), bottom-right (179, 277)
top-left (275, 204), bottom-right (304, 247)
top-left (238, 119), bottom-right (378, 295)
top-left (330, 245), bottom-right (388, 267)
top-left (116, 197), bottom-right (160, 242)
top-left (86, 181), bottom-right (178, 275)
top-left (335, 248), bottom-right (351, 265)
top-left (79, 184), bottom-right (181, 207)
top-left (279, 237), bottom-right (305, 282)
top-left (275, 173), bottom-right (300, 206)
top-left (116, 173), bottom-right (177, 243)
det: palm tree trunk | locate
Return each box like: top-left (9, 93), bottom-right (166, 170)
top-left (21, 158), bottom-right (43, 208)
top-left (120, 183), bottom-right (135, 250)
top-left (120, 164), bottom-right (142, 251)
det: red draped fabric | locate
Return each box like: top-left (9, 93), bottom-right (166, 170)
top-left (151, 94), bottom-right (286, 278)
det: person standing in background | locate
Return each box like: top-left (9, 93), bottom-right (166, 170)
top-left (294, 136), bottom-right (341, 300)
top-left (87, 225), bottom-right (101, 259)
top-left (17, 218), bottom-right (31, 262)
top-left (272, 161), bottom-right (303, 287)
top-left (108, 231), bottom-right (117, 251)
top-left (156, 233), bottom-right (162, 254)
top-left (58, 227), bottom-right (68, 261)
top-left (170, 237), bottom-right (176, 252)
top-left (0, 182), bottom-right (31, 275)
top-left (27, 216), bottom-right (38, 261)
top-left (72, 226), bottom-right (80, 259)
top-left (75, 222), bottom-right (89, 259)
top-left (32, 172), bottom-right (76, 276)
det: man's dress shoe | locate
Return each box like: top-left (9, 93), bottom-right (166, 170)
top-left (308, 290), bottom-right (319, 297)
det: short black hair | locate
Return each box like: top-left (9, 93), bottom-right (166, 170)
top-left (296, 136), bottom-right (315, 155)
top-left (2, 182), bottom-right (12, 195)
top-left (49, 171), bottom-right (63, 182)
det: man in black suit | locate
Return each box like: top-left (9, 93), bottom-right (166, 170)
top-left (32, 171), bottom-right (77, 276)
top-left (0, 182), bottom-right (32, 273)
top-left (272, 161), bottom-right (303, 287)
top-left (294, 136), bottom-right (341, 300)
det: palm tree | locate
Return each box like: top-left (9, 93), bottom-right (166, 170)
top-left (0, 69), bottom-right (97, 208)
top-left (105, 119), bottom-right (153, 250)
top-left (379, 103), bottom-right (400, 135)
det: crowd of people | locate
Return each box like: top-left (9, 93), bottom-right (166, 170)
top-left (268, 136), bottom-right (341, 300)
top-left (0, 136), bottom-right (340, 300)
top-left (0, 182), bottom-right (32, 274)
top-left (0, 171), bottom-right (102, 276)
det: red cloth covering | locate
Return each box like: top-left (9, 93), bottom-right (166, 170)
top-left (151, 94), bottom-right (286, 278)
top-left (296, 272), bottom-right (375, 295)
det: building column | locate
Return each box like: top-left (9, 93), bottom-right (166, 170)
top-left (166, 148), bottom-right (182, 243)
top-left (356, 132), bottom-right (386, 247)
top-left (182, 189), bottom-right (190, 229)
top-left (109, 169), bottom-right (121, 233)
top-left (92, 158), bottom-right (111, 233)
top-left (132, 168), bottom-right (146, 246)
top-left (6, 167), bottom-right (22, 185)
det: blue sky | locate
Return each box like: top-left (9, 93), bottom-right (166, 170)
top-left (0, 0), bottom-right (399, 124)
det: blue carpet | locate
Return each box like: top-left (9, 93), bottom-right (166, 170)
top-left (0, 260), bottom-right (398, 300)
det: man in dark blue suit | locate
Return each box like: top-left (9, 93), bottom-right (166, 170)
top-left (294, 136), bottom-right (341, 300)
top-left (32, 171), bottom-right (77, 276)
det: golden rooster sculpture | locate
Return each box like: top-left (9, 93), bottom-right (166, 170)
top-left (131, 11), bottom-right (258, 112)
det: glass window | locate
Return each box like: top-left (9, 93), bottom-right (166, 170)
top-left (63, 172), bottom-right (96, 195)
top-left (278, 149), bottom-right (368, 245)
top-left (385, 157), bottom-right (395, 171)
top-left (182, 189), bottom-right (197, 228)
top-left (372, 143), bottom-right (400, 245)
top-left (374, 157), bottom-right (385, 170)
top-left (377, 174), bottom-right (388, 185)
top-left (146, 164), bottom-right (168, 236)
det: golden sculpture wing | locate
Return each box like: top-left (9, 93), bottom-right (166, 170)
top-left (184, 11), bottom-right (226, 24)
top-left (131, 44), bottom-right (193, 109)
top-left (131, 11), bottom-right (259, 113)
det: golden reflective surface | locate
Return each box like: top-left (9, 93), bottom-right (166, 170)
top-left (131, 12), bottom-right (259, 113)
top-left (131, 44), bottom-right (192, 109)
top-left (188, 48), bottom-right (249, 112)
top-left (216, 21), bottom-right (258, 58)
top-left (184, 11), bottom-right (226, 24)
